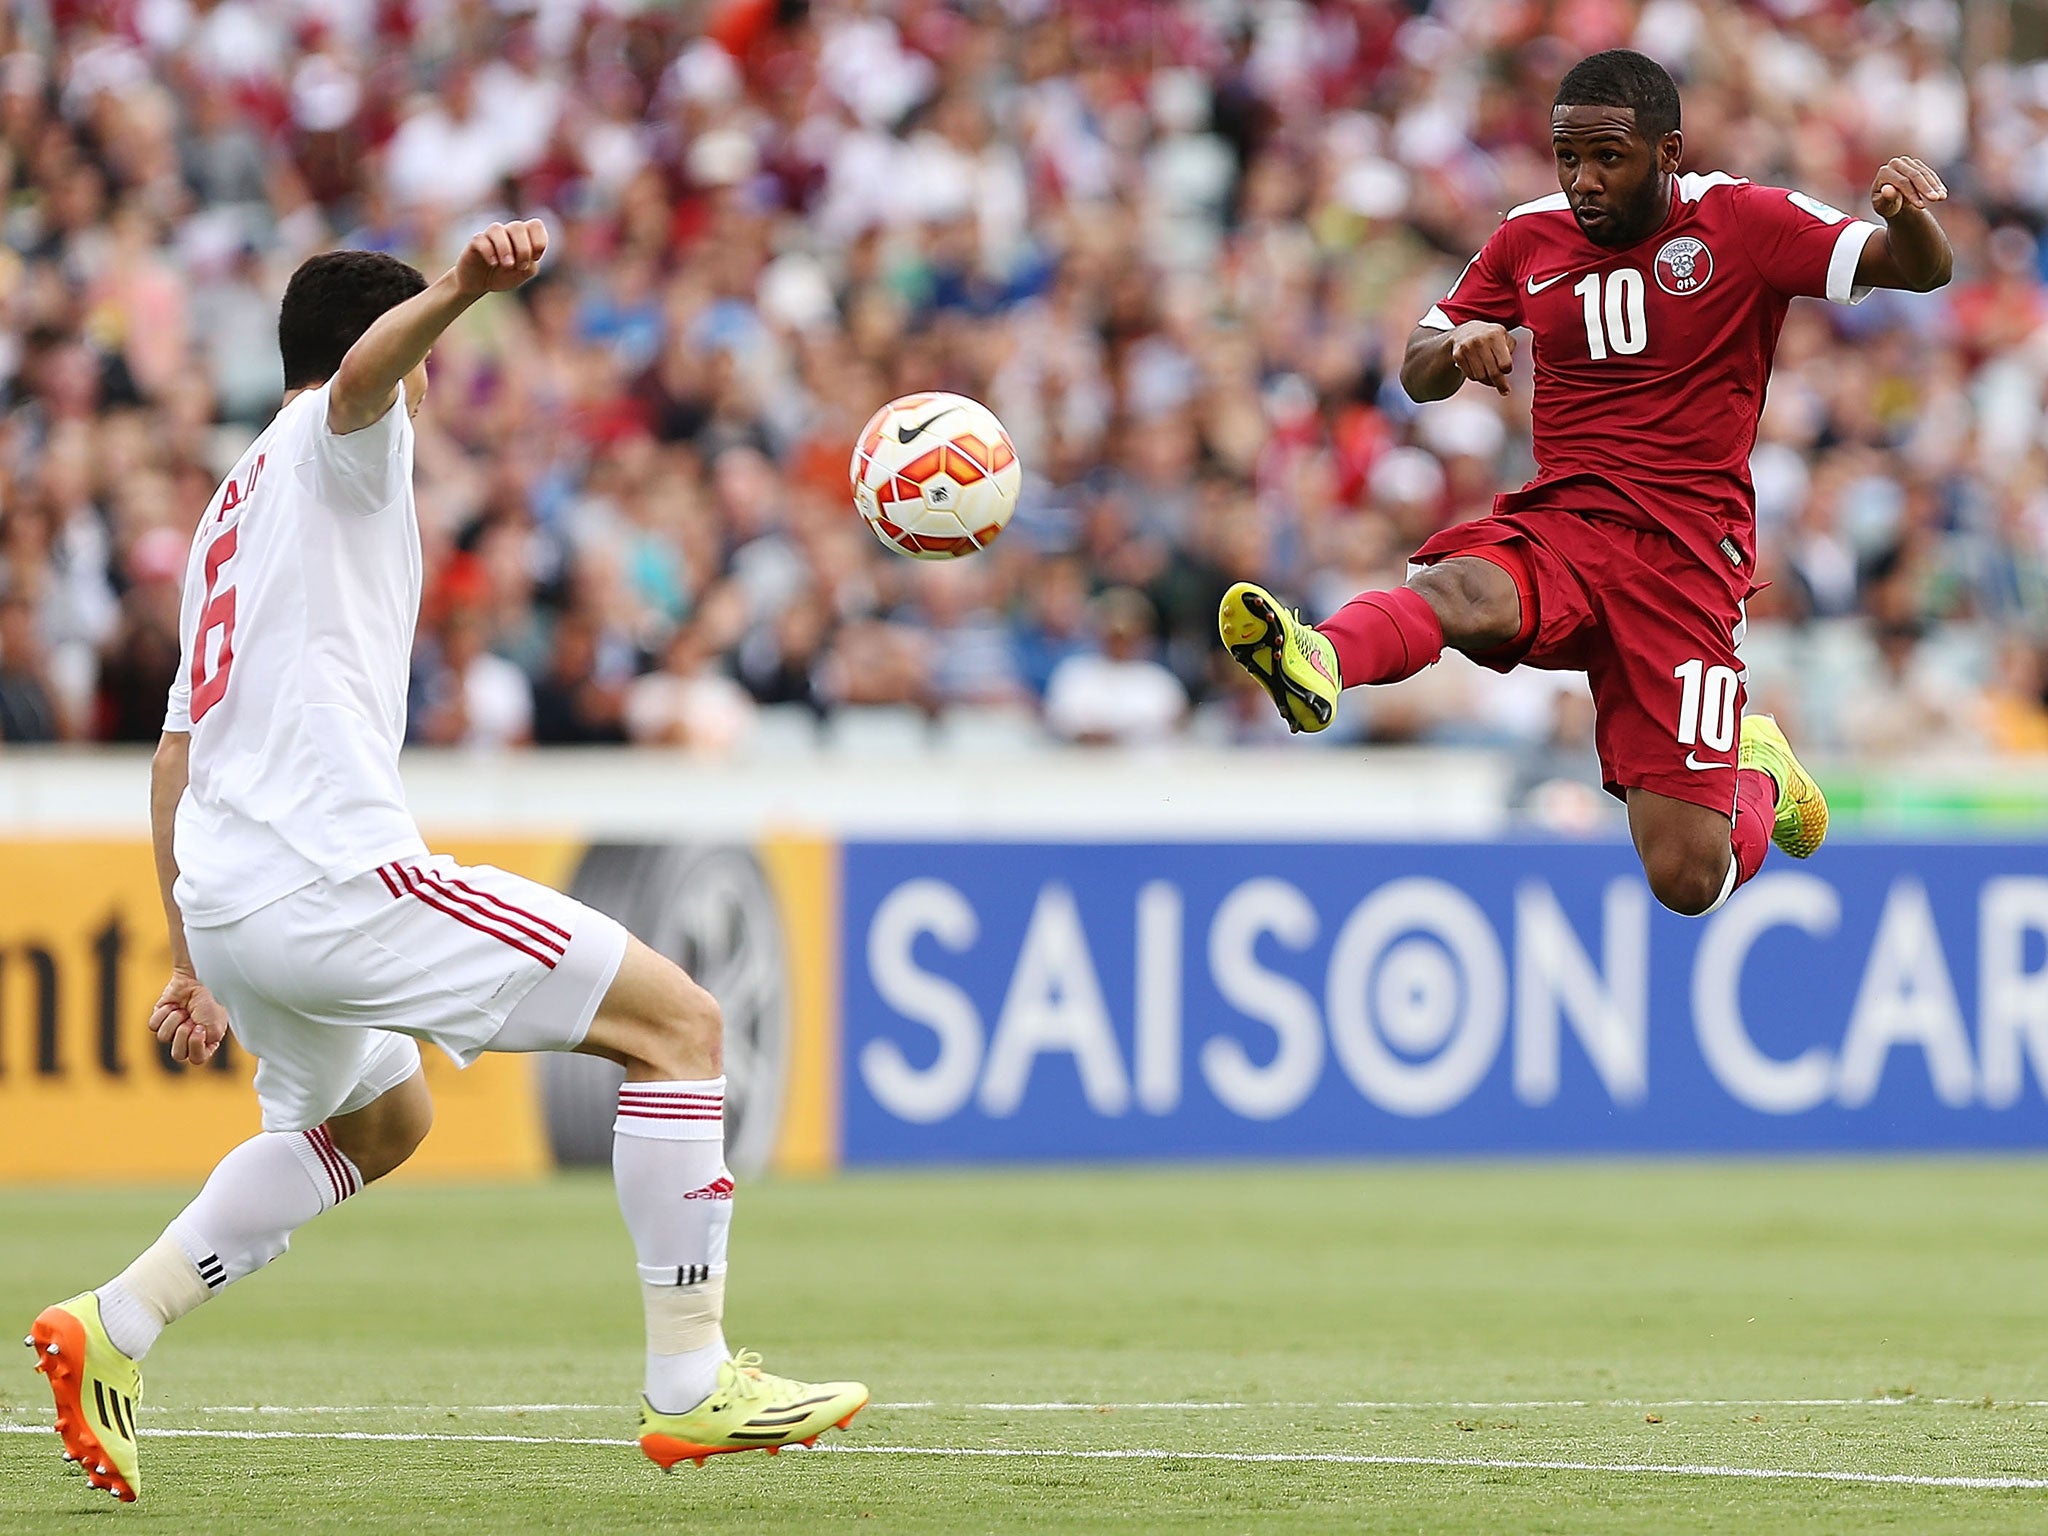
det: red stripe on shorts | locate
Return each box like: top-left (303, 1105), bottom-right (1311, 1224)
top-left (375, 864), bottom-right (402, 898)
top-left (408, 868), bottom-right (567, 958)
top-left (441, 875), bottom-right (571, 942)
top-left (395, 866), bottom-right (559, 970)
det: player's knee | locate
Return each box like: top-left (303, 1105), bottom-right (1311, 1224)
top-left (1408, 561), bottom-right (1519, 650)
top-left (383, 1094), bottom-right (434, 1173)
top-left (331, 1078), bottom-right (433, 1185)
top-left (635, 969), bottom-right (724, 1081)
top-left (1644, 852), bottom-right (1727, 917)
top-left (585, 940), bottom-right (725, 1080)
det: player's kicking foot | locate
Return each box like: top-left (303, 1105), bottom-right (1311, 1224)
top-left (1219, 582), bottom-right (1342, 733)
top-left (638, 1350), bottom-right (869, 1470)
top-left (27, 1294), bottom-right (143, 1502)
top-left (1740, 714), bottom-right (1828, 858)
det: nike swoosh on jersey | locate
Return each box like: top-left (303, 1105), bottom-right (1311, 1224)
top-left (1685, 752), bottom-right (1733, 771)
top-left (1525, 272), bottom-right (1572, 294)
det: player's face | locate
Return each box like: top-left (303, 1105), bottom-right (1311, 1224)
top-left (1551, 105), bottom-right (1682, 248)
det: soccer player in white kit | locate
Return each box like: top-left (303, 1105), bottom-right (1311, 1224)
top-left (26, 221), bottom-right (867, 1504)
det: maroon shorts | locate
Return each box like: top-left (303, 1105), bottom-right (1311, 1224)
top-left (1411, 511), bottom-right (1747, 816)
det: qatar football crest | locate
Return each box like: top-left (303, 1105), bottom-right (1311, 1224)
top-left (1655, 237), bottom-right (1712, 295)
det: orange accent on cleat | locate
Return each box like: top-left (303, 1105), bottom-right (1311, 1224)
top-left (801, 1436), bottom-right (818, 1449)
top-left (640, 1433), bottom-right (760, 1472)
top-left (29, 1308), bottom-right (137, 1504)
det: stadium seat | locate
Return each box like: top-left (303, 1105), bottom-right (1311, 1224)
top-left (747, 703), bottom-right (822, 759)
top-left (821, 706), bottom-right (931, 757)
top-left (932, 705), bottom-right (1052, 756)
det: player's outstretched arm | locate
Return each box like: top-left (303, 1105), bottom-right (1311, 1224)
top-left (149, 731), bottom-right (194, 977)
top-left (1854, 156), bottom-right (1952, 293)
top-left (1401, 321), bottom-right (1516, 401)
top-left (147, 730), bottom-right (229, 1067)
top-left (328, 219), bottom-right (550, 435)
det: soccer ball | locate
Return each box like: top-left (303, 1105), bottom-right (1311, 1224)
top-left (850, 392), bottom-right (1021, 559)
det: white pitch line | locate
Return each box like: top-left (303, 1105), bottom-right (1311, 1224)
top-left (0, 1423), bottom-right (628, 1449)
top-left (0, 1423), bottom-right (2042, 1491)
top-left (830, 1446), bottom-right (2048, 1491)
top-left (925, 1398), bottom-right (1972, 1412)
top-left (139, 1397), bottom-right (2030, 1415)
top-left (179, 1404), bottom-right (623, 1415)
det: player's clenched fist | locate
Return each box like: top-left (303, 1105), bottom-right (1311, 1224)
top-left (1450, 321), bottom-right (1516, 396)
top-left (1870, 156), bottom-right (1946, 220)
top-left (455, 219), bottom-right (549, 296)
top-left (148, 970), bottom-right (230, 1068)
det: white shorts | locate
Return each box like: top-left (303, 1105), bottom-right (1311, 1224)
top-left (186, 855), bottom-right (630, 1133)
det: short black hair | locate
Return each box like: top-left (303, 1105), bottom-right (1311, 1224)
top-left (277, 250), bottom-right (428, 390)
top-left (1553, 49), bottom-right (1681, 142)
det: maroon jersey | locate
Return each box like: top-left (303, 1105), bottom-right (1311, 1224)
top-left (1420, 173), bottom-right (1881, 589)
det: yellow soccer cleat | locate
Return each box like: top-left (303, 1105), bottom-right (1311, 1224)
top-left (1219, 581), bottom-right (1342, 734)
top-left (27, 1293), bottom-right (143, 1503)
top-left (1740, 714), bottom-right (1828, 859)
top-left (638, 1350), bottom-right (868, 1471)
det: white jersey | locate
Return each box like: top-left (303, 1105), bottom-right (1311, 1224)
top-left (165, 382), bottom-right (428, 927)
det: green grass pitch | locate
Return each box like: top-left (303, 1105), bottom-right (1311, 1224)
top-left (4, 1161), bottom-right (2048, 1533)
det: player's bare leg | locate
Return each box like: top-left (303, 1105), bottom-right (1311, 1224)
top-left (326, 1069), bottom-right (435, 1181)
top-left (28, 1068), bottom-right (431, 1502)
top-left (577, 937), bottom-right (867, 1468)
top-left (1307, 554), bottom-right (1523, 683)
top-left (1403, 558), bottom-right (1523, 652)
top-left (1627, 789), bottom-right (1747, 916)
top-left (1627, 716), bottom-right (1829, 916)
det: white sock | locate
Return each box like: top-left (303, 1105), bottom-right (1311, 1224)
top-left (612, 1077), bottom-right (732, 1412)
top-left (96, 1128), bottom-right (360, 1359)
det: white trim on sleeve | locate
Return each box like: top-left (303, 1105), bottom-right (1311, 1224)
top-left (1419, 306), bottom-right (1454, 330)
top-left (1826, 220), bottom-right (1881, 305)
top-left (1502, 191), bottom-right (1571, 221)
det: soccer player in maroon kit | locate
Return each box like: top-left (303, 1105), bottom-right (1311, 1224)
top-left (1222, 49), bottom-right (1952, 915)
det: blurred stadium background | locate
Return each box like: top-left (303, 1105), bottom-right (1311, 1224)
top-left (7, 0), bottom-right (2048, 1528)
top-left (0, 0), bottom-right (2046, 781)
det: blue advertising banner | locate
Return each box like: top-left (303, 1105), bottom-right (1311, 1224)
top-left (839, 841), bottom-right (2048, 1162)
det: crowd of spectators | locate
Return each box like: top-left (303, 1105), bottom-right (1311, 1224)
top-left (1, 0), bottom-right (2045, 785)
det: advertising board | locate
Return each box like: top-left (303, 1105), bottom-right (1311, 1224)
top-left (842, 841), bottom-right (2048, 1161)
top-left (9, 822), bottom-right (2046, 1178)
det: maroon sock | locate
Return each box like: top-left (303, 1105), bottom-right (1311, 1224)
top-left (1731, 766), bottom-right (1779, 888)
top-left (1314, 587), bottom-right (1444, 686)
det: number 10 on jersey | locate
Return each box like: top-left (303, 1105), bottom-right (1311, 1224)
top-left (1674, 658), bottom-right (1738, 753)
top-left (1575, 270), bottom-right (1647, 359)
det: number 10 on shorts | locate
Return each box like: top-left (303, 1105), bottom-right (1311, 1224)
top-left (1673, 658), bottom-right (1738, 752)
